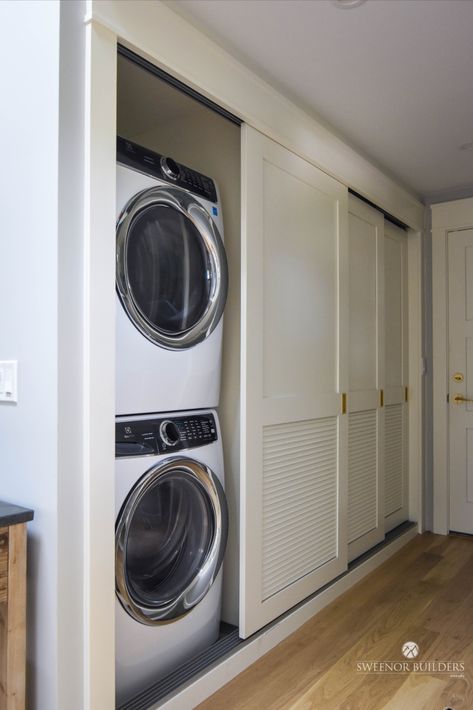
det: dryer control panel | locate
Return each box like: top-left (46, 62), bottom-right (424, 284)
top-left (117, 136), bottom-right (218, 203)
top-left (115, 413), bottom-right (218, 458)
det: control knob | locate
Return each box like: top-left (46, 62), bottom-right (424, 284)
top-left (159, 420), bottom-right (180, 447)
top-left (160, 157), bottom-right (180, 181)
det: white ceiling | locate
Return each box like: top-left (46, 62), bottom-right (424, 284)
top-left (171, 0), bottom-right (473, 202)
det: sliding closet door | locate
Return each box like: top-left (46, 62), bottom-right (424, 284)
top-left (240, 125), bottom-right (348, 638)
top-left (347, 196), bottom-right (385, 561)
top-left (384, 221), bottom-right (409, 532)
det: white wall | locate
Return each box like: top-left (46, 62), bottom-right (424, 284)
top-left (0, 2), bottom-right (86, 708)
top-left (0, 3), bottom-right (60, 706)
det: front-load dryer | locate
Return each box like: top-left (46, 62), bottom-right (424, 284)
top-left (115, 408), bottom-right (228, 706)
top-left (115, 136), bottom-right (228, 416)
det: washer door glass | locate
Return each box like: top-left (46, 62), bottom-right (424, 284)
top-left (116, 458), bottom-right (228, 624)
top-left (116, 186), bottom-right (228, 350)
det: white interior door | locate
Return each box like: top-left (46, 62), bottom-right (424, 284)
top-left (347, 196), bottom-right (385, 561)
top-left (384, 221), bottom-right (409, 532)
top-left (448, 228), bottom-right (473, 533)
top-left (240, 125), bottom-right (348, 638)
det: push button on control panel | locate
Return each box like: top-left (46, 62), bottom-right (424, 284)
top-left (166, 414), bottom-right (217, 450)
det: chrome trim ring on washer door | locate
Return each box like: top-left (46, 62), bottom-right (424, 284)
top-left (115, 457), bottom-right (228, 625)
top-left (116, 185), bottom-right (228, 350)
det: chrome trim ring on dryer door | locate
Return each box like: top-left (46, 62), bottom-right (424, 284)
top-left (116, 186), bottom-right (228, 350)
top-left (115, 457), bottom-right (228, 625)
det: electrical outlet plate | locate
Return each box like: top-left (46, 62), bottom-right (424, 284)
top-left (0, 361), bottom-right (18, 403)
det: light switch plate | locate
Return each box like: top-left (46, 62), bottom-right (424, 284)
top-left (0, 361), bottom-right (18, 403)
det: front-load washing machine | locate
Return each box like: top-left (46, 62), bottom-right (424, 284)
top-left (115, 408), bottom-right (228, 706)
top-left (116, 136), bottom-right (228, 416)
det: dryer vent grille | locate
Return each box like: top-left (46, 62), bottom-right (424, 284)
top-left (117, 624), bottom-right (240, 710)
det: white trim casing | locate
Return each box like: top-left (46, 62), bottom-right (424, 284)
top-left (408, 230), bottom-right (423, 529)
top-left (431, 198), bottom-right (473, 534)
top-left (58, 2), bottom-right (87, 706)
top-left (83, 18), bottom-right (117, 710)
top-left (432, 219), bottom-right (449, 535)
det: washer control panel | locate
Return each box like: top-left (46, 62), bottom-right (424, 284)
top-left (115, 413), bottom-right (218, 457)
top-left (117, 136), bottom-right (218, 203)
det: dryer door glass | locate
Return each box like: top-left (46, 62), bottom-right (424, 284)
top-left (116, 459), bottom-right (228, 624)
top-left (116, 186), bottom-right (228, 350)
top-left (126, 204), bottom-right (211, 334)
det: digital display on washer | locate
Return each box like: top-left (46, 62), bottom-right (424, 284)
top-left (115, 413), bottom-right (218, 457)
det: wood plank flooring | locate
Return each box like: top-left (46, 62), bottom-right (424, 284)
top-left (198, 533), bottom-right (473, 710)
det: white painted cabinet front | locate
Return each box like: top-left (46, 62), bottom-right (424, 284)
top-left (384, 221), bottom-right (409, 532)
top-left (239, 125), bottom-right (348, 638)
top-left (347, 196), bottom-right (385, 561)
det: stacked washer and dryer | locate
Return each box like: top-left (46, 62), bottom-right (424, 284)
top-left (115, 136), bottom-right (229, 706)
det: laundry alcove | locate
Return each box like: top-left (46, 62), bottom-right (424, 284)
top-left (82, 4), bottom-right (424, 706)
top-left (115, 45), bottom-right (243, 700)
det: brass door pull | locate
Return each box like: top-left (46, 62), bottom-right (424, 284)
top-left (453, 393), bottom-right (473, 404)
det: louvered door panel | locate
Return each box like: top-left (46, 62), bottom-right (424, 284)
top-left (385, 403), bottom-right (408, 517)
top-left (262, 418), bottom-right (337, 599)
top-left (240, 125), bottom-right (348, 638)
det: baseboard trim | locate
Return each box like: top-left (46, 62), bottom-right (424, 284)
top-left (156, 524), bottom-right (419, 710)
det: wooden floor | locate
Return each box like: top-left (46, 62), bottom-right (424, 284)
top-left (198, 533), bottom-right (473, 710)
